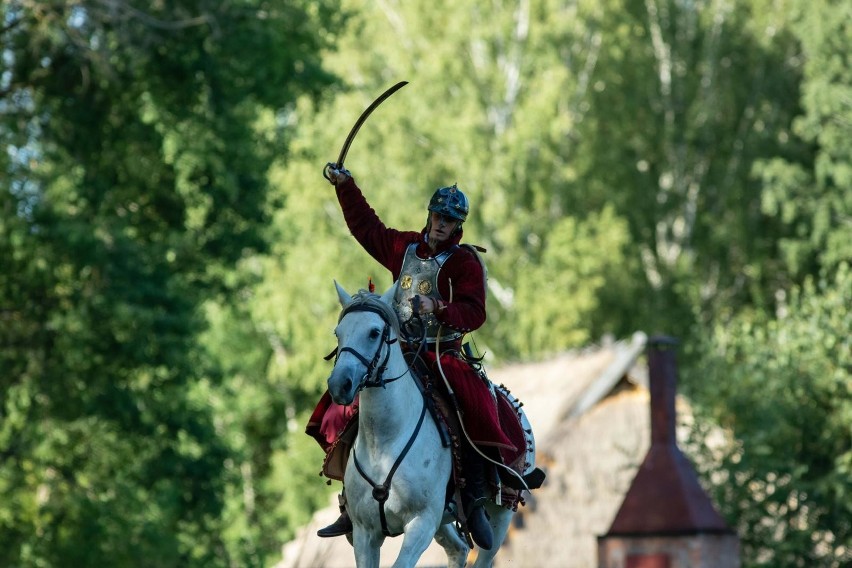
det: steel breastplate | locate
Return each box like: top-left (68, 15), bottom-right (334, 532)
top-left (393, 243), bottom-right (462, 343)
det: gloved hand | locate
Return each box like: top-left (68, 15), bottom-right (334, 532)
top-left (323, 162), bottom-right (351, 185)
top-left (410, 294), bottom-right (437, 315)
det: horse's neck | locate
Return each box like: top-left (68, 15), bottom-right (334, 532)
top-left (357, 352), bottom-right (421, 445)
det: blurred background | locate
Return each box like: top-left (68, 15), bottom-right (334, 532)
top-left (0, 1), bottom-right (848, 566)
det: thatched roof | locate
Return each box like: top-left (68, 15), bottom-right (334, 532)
top-left (277, 332), bottom-right (658, 568)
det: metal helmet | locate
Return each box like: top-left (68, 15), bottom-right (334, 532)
top-left (427, 184), bottom-right (469, 223)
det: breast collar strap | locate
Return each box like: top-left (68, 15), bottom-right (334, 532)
top-left (339, 302), bottom-right (429, 537)
top-left (352, 398), bottom-right (428, 537)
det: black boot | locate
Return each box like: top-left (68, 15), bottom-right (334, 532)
top-left (317, 493), bottom-right (353, 538)
top-left (462, 452), bottom-right (494, 550)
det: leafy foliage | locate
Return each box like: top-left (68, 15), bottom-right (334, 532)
top-left (688, 265), bottom-right (851, 567)
top-left (757, 0), bottom-right (852, 280)
top-left (0, 1), bottom-right (333, 565)
top-left (1, 0), bottom-right (849, 565)
top-left (682, 3), bottom-right (852, 565)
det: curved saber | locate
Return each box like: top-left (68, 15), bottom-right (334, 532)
top-left (324, 81), bottom-right (408, 181)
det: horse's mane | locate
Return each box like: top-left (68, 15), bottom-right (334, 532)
top-left (339, 289), bottom-right (401, 338)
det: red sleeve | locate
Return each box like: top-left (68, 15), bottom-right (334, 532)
top-left (435, 248), bottom-right (486, 333)
top-left (335, 177), bottom-right (419, 278)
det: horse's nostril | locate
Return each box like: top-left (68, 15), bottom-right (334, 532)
top-left (342, 378), bottom-right (352, 393)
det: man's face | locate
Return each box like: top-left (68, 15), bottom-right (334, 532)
top-left (428, 211), bottom-right (459, 244)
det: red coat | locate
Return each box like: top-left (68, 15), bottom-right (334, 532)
top-left (336, 177), bottom-right (486, 334)
top-left (307, 178), bottom-right (516, 453)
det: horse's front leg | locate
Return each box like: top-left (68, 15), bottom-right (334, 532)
top-left (352, 526), bottom-right (382, 568)
top-left (390, 515), bottom-right (440, 568)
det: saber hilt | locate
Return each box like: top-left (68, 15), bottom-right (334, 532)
top-left (323, 162), bottom-right (349, 184)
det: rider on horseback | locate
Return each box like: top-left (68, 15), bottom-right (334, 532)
top-left (307, 166), bottom-right (518, 550)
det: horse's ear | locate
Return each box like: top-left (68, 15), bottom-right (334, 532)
top-left (334, 280), bottom-right (352, 307)
top-left (380, 281), bottom-right (397, 306)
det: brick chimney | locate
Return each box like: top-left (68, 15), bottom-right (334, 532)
top-left (597, 336), bottom-right (740, 568)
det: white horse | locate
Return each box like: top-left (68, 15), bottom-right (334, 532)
top-left (327, 281), bottom-right (519, 568)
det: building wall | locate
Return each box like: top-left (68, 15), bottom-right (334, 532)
top-left (597, 534), bottom-right (741, 568)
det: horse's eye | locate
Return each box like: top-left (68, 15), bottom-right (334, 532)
top-left (369, 328), bottom-right (381, 340)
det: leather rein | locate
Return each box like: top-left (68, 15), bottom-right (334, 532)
top-left (335, 302), bottom-right (428, 537)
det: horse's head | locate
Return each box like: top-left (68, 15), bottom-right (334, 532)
top-left (327, 280), bottom-right (401, 405)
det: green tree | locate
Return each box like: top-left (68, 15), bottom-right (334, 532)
top-left (571, 0), bottom-right (808, 343)
top-left (0, 1), bottom-right (333, 565)
top-left (757, 0), bottom-right (852, 280)
top-left (688, 265), bottom-right (851, 568)
top-left (683, 2), bottom-right (852, 566)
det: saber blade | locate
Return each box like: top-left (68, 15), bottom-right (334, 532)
top-left (335, 80), bottom-right (408, 168)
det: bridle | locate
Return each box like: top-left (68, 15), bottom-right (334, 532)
top-left (334, 303), bottom-right (403, 390)
top-left (334, 299), bottom-right (428, 537)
